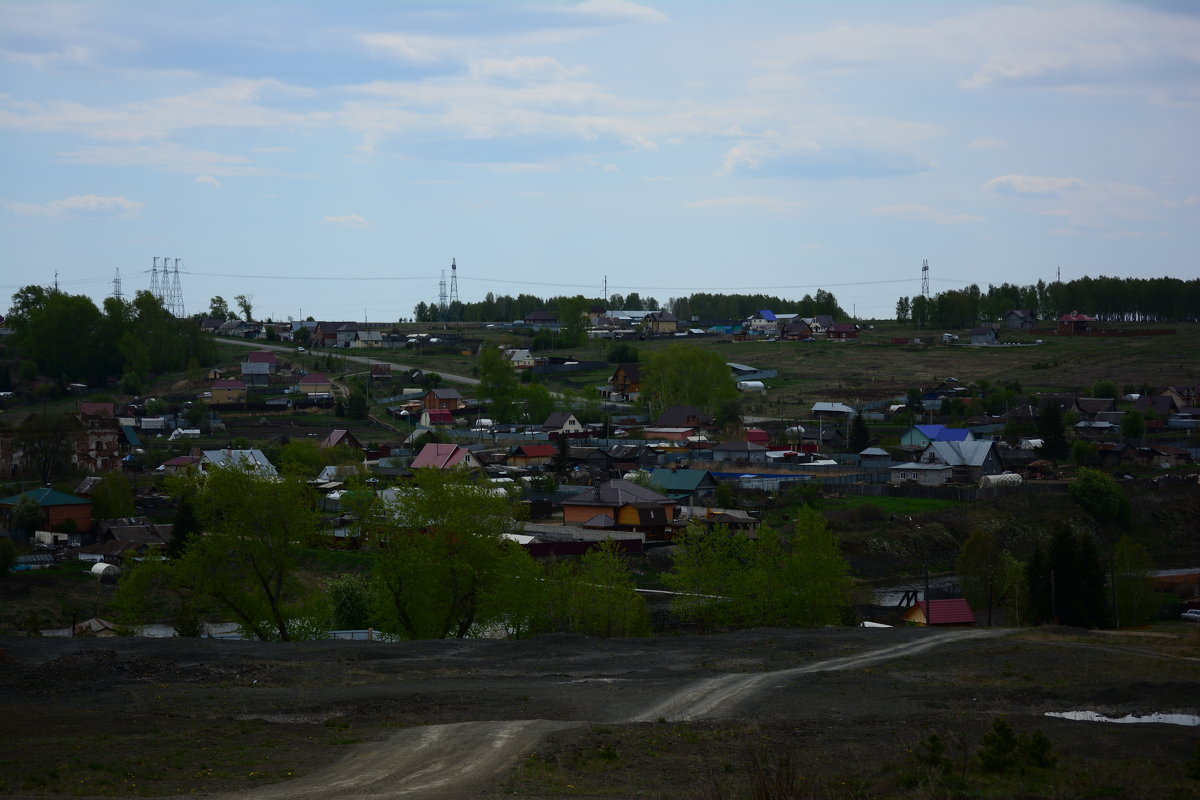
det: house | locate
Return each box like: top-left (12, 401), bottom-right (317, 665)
top-left (79, 402), bottom-right (115, 418)
top-left (712, 440), bottom-right (769, 464)
top-left (889, 462), bottom-right (953, 486)
top-left (211, 379), bottom-right (246, 403)
top-left (920, 440), bottom-right (1003, 483)
top-left (969, 326), bottom-right (999, 345)
top-left (1058, 311), bottom-right (1094, 335)
top-left (654, 405), bottom-right (713, 429)
top-left (811, 401), bottom-right (855, 419)
top-left (411, 443), bottom-right (480, 470)
top-left (606, 444), bottom-right (658, 473)
top-left (423, 388), bottom-right (465, 411)
top-left (542, 412), bottom-right (586, 436)
top-left (780, 321), bottom-right (814, 341)
top-left (200, 448), bottom-right (279, 477)
top-left (827, 323), bottom-right (859, 341)
top-left (805, 315), bottom-right (835, 334)
top-left (643, 310), bottom-right (678, 334)
top-left (509, 444), bottom-right (557, 467)
top-left (903, 599), bottom-right (976, 627)
top-left (245, 351), bottom-right (278, 372)
top-left (321, 429), bottom-right (363, 450)
top-left (900, 424), bottom-right (975, 448)
top-left (523, 310), bottom-right (558, 329)
top-left (369, 363), bottom-right (392, 383)
top-left (313, 321), bottom-right (357, 348)
top-left (157, 455), bottom-right (200, 474)
top-left (0, 487), bottom-right (93, 539)
top-left (299, 373), bottom-right (333, 396)
top-left (562, 479), bottom-right (676, 539)
top-left (96, 517), bottom-right (173, 548)
top-left (1073, 397), bottom-right (1117, 419)
top-left (647, 468), bottom-right (718, 500)
top-left (504, 349), bottom-right (536, 369)
top-left (241, 360), bottom-right (271, 387)
top-left (1002, 309), bottom-right (1037, 329)
top-left (609, 363), bottom-right (642, 399)
top-left (745, 310), bottom-right (778, 336)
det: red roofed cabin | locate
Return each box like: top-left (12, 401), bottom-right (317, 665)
top-left (903, 599), bottom-right (976, 627)
top-left (1058, 311), bottom-right (1094, 335)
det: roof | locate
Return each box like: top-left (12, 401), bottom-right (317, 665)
top-left (424, 409), bottom-right (453, 422)
top-left (411, 443), bottom-right (475, 469)
top-left (80, 402), bottom-right (114, 417)
top-left (213, 379), bottom-right (245, 389)
top-left (300, 372), bottom-right (330, 385)
top-left (755, 309), bottom-right (777, 321)
top-left (714, 440), bottom-right (768, 453)
top-left (564, 479), bottom-right (671, 507)
top-left (654, 404), bottom-right (713, 428)
top-left (426, 388), bottom-right (463, 400)
top-left (513, 444), bottom-right (556, 458)
top-left (162, 455), bottom-right (200, 467)
top-left (926, 440), bottom-right (996, 467)
top-left (648, 468), bottom-right (714, 492)
top-left (812, 402), bottom-right (855, 415)
top-left (246, 351), bottom-right (277, 363)
top-left (828, 323), bottom-right (857, 333)
top-left (543, 411), bottom-right (578, 429)
top-left (909, 599), bottom-right (976, 625)
top-left (612, 362), bottom-right (641, 382)
top-left (1058, 311), bottom-right (1094, 321)
top-left (913, 424), bottom-right (972, 442)
top-left (201, 449), bottom-right (279, 476)
top-left (321, 429), bottom-right (362, 449)
top-left (0, 487), bottom-right (92, 507)
top-left (121, 425), bottom-right (141, 447)
top-left (1003, 309), bottom-right (1035, 318)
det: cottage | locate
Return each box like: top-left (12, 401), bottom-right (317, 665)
top-left (423, 388), bottom-right (465, 411)
top-left (245, 351), bottom-right (278, 372)
top-left (647, 468), bottom-right (718, 500)
top-left (745, 310), bottom-right (778, 336)
top-left (211, 379), bottom-right (246, 403)
top-left (827, 323), bottom-right (859, 341)
top-left (1057, 311), bottom-right (1094, 335)
top-left (900, 424), bottom-right (974, 448)
top-left (562, 479), bottom-right (676, 539)
top-left (504, 349), bottom-right (536, 369)
top-left (321, 429), bottom-right (363, 450)
top-left (523, 310), bottom-right (558, 329)
top-left (0, 487), bottom-right (93, 539)
top-left (643, 310), bottom-right (679, 334)
top-left (1002, 309), bottom-right (1037, 329)
top-left (969, 326), bottom-right (999, 345)
top-left (811, 401), bottom-right (855, 419)
top-left (654, 404), bottom-right (713, 429)
top-left (889, 462), bottom-right (953, 486)
top-left (420, 408), bottom-right (454, 427)
top-left (712, 440), bottom-right (769, 464)
top-left (920, 440), bottom-right (1003, 483)
top-left (542, 412), bottom-right (586, 436)
top-left (780, 321), bottom-right (814, 341)
top-left (509, 444), bottom-right (557, 468)
top-left (411, 443), bottom-right (480, 470)
top-left (609, 363), bottom-right (642, 400)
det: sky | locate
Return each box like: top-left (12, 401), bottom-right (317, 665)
top-left (1, 0), bottom-right (1197, 321)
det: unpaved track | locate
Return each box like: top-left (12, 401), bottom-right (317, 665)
top-left (227, 628), bottom-right (1009, 799)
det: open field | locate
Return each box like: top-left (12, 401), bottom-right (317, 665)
top-left (2, 626), bottom-right (1198, 799)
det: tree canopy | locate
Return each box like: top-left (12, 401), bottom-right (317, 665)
top-left (640, 343), bottom-right (737, 418)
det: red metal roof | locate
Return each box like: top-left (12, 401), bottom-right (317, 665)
top-left (914, 599), bottom-right (976, 625)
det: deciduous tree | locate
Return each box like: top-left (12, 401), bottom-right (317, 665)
top-left (641, 343), bottom-right (737, 418)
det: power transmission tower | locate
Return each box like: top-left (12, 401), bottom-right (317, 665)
top-left (149, 257), bottom-right (162, 301)
top-left (112, 268), bottom-right (123, 301)
top-left (449, 258), bottom-right (459, 318)
top-left (921, 259), bottom-right (930, 299)
top-left (437, 269), bottom-right (448, 321)
top-left (169, 259), bottom-right (185, 317)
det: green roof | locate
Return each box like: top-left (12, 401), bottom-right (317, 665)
top-left (0, 487), bottom-right (92, 507)
top-left (648, 468), bottom-right (714, 492)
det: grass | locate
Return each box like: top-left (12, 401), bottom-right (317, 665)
top-left (821, 494), bottom-right (963, 515)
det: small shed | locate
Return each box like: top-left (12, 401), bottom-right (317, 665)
top-left (903, 599), bottom-right (976, 627)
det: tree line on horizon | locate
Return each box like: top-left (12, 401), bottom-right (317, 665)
top-left (414, 290), bottom-right (847, 325)
top-left (895, 275), bottom-right (1200, 329)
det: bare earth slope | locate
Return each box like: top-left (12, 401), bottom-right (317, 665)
top-left (2, 627), bottom-right (1197, 799)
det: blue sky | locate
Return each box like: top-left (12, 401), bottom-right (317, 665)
top-left (2, 0), bottom-right (1197, 321)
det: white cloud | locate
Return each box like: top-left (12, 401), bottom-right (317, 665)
top-left (560, 0), bottom-right (668, 25)
top-left (969, 137), bottom-right (1006, 150)
top-left (983, 175), bottom-right (1086, 197)
top-left (468, 56), bottom-right (580, 82)
top-left (602, 163), bottom-right (619, 172)
top-left (686, 196), bottom-right (809, 214)
top-left (869, 204), bottom-right (983, 225)
top-left (321, 214), bottom-right (371, 229)
top-left (3, 194), bottom-right (143, 217)
top-left (59, 144), bottom-right (271, 176)
top-left (359, 33), bottom-right (464, 65)
top-left (195, 175), bottom-right (221, 187)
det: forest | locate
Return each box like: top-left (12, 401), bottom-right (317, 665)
top-left (895, 275), bottom-right (1200, 329)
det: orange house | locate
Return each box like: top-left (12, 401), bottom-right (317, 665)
top-left (562, 479), bottom-right (675, 540)
top-left (0, 487), bottom-right (93, 534)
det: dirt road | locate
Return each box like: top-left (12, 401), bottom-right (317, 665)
top-left (229, 628), bottom-right (1007, 799)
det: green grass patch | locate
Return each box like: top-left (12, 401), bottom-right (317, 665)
top-left (823, 494), bottom-right (962, 515)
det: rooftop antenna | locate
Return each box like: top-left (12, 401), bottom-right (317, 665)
top-left (112, 268), bottom-right (124, 301)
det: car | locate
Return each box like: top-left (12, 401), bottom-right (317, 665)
top-left (297, 346), bottom-right (306, 353)
top-left (1182, 609), bottom-right (1200, 622)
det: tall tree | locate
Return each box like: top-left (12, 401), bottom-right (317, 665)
top-left (234, 294), bottom-right (254, 322)
top-left (1035, 405), bottom-right (1069, 465)
top-left (641, 343), bottom-right (737, 418)
top-left (477, 346), bottom-right (520, 422)
top-left (849, 412), bottom-right (870, 452)
top-left (370, 469), bottom-right (525, 639)
top-left (169, 467), bottom-right (321, 641)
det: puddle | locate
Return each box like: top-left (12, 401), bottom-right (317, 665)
top-left (1045, 710), bottom-right (1200, 727)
